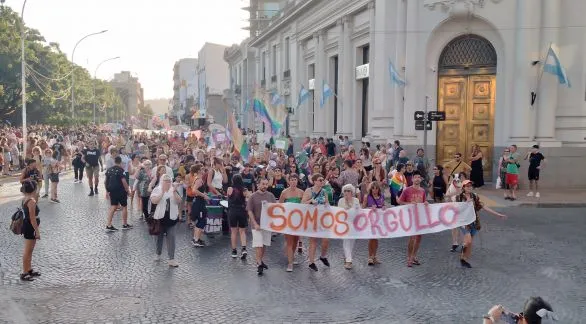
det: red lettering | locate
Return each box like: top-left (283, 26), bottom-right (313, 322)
top-left (334, 211), bottom-right (350, 236)
top-left (368, 209), bottom-right (387, 236)
top-left (399, 209), bottom-right (413, 232)
top-left (353, 212), bottom-right (368, 231)
top-left (267, 204), bottom-right (286, 231)
top-left (303, 208), bottom-right (319, 231)
top-left (383, 210), bottom-right (398, 233)
top-left (425, 203), bottom-right (440, 228)
top-left (439, 204), bottom-right (458, 226)
top-left (320, 212), bottom-right (335, 229)
top-left (414, 204), bottom-right (429, 231)
top-left (288, 209), bottom-right (304, 230)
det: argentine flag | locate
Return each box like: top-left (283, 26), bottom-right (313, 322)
top-left (320, 80), bottom-right (333, 108)
top-left (543, 45), bottom-right (571, 88)
top-left (297, 85), bottom-right (310, 108)
top-left (389, 60), bottom-right (406, 87)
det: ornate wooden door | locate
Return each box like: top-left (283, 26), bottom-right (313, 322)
top-left (437, 75), bottom-right (495, 179)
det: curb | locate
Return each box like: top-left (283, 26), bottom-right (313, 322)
top-left (518, 203), bottom-right (586, 208)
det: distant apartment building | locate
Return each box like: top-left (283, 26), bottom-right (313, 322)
top-left (172, 58), bottom-right (198, 122)
top-left (224, 39), bottom-right (257, 130)
top-left (110, 71), bottom-right (144, 118)
top-left (242, 0), bottom-right (285, 37)
top-left (196, 42), bottom-right (230, 127)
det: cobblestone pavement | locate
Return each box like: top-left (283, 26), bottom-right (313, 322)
top-left (0, 174), bottom-right (585, 323)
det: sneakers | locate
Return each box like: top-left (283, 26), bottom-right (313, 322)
top-left (88, 189), bottom-right (94, 197)
top-left (50, 198), bottom-right (60, 203)
top-left (94, 187), bottom-right (99, 194)
top-left (73, 179), bottom-right (78, 184)
top-left (344, 261), bottom-right (353, 270)
top-left (154, 254), bottom-right (161, 262)
top-left (168, 259), bottom-right (179, 267)
top-left (257, 264), bottom-right (264, 276)
top-left (308, 263), bottom-right (318, 271)
top-left (261, 262), bottom-right (268, 270)
top-left (527, 191), bottom-right (534, 197)
top-left (192, 239), bottom-right (205, 247)
top-left (240, 248), bottom-right (248, 260)
top-left (319, 257), bottom-right (330, 267)
top-left (450, 244), bottom-right (459, 252)
top-left (121, 224), bottom-right (133, 230)
top-left (286, 264), bottom-right (293, 272)
top-left (41, 194), bottom-right (48, 198)
top-left (231, 249), bottom-right (238, 258)
top-left (535, 192), bottom-right (541, 198)
top-left (460, 259), bottom-right (472, 268)
top-left (106, 225), bottom-right (118, 232)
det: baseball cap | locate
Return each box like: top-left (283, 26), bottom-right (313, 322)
top-left (532, 145), bottom-right (539, 149)
top-left (462, 180), bottom-right (473, 187)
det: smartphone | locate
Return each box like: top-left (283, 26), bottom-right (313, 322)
top-left (501, 311), bottom-right (520, 324)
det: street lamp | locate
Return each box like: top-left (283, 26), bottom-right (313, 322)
top-left (21, 0), bottom-right (28, 158)
top-left (71, 29), bottom-right (107, 120)
top-left (93, 56), bottom-right (120, 124)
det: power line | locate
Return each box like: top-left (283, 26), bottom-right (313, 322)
top-left (25, 62), bottom-right (75, 81)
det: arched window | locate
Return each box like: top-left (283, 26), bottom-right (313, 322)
top-left (439, 35), bottom-right (497, 75)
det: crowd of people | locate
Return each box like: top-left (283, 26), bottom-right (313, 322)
top-left (4, 122), bottom-right (559, 322)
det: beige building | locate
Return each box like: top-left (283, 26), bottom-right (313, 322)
top-left (110, 71), bottom-right (144, 119)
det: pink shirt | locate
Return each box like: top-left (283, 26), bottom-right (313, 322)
top-left (399, 186), bottom-right (427, 204)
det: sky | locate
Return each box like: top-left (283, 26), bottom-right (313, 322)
top-left (4, 0), bottom-right (250, 100)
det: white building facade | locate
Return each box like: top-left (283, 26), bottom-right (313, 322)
top-left (244, 0), bottom-right (586, 188)
top-left (173, 58), bottom-right (198, 122)
top-left (197, 43), bottom-right (230, 126)
top-left (224, 39), bottom-right (258, 130)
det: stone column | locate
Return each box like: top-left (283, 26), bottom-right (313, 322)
top-left (315, 31), bottom-right (326, 136)
top-left (290, 26), bottom-right (300, 136)
top-left (402, 0), bottom-right (418, 137)
top-left (335, 18), bottom-right (344, 135)
top-left (367, 0), bottom-right (376, 119)
top-left (393, 0), bottom-right (407, 137)
top-left (536, 0), bottom-right (560, 141)
top-left (511, 0), bottom-right (539, 141)
top-left (296, 40), bottom-right (308, 136)
top-left (341, 16), bottom-right (354, 137)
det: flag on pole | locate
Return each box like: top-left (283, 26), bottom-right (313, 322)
top-left (270, 90), bottom-right (283, 106)
top-left (543, 45), bottom-right (571, 88)
top-left (297, 85), bottom-right (310, 108)
top-left (320, 80), bottom-right (333, 108)
top-left (388, 60), bottom-right (406, 87)
top-left (227, 112), bottom-right (249, 161)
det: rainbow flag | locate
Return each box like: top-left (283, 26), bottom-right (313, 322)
top-left (390, 173), bottom-right (406, 196)
top-left (227, 112), bottom-right (249, 161)
top-left (253, 88), bottom-right (288, 136)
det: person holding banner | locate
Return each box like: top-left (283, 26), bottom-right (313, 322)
top-left (301, 173), bottom-right (330, 272)
top-left (279, 173), bottom-right (305, 272)
top-left (247, 178), bottom-right (277, 276)
top-left (456, 180), bottom-right (506, 268)
top-left (363, 181), bottom-right (385, 266)
top-left (340, 184), bottom-right (361, 270)
top-left (398, 171), bottom-right (427, 267)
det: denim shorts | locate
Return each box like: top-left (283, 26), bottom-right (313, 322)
top-left (460, 224), bottom-right (478, 237)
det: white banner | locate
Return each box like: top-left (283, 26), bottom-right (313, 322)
top-left (261, 202), bottom-right (476, 239)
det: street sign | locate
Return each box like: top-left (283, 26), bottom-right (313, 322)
top-left (415, 120), bottom-right (432, 131)
top-left (428, 111), bottom-right (446, 121)
top-left (414, 111), bottom-right (425, 121)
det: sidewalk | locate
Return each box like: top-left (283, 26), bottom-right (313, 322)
top-left (476, 186), bottom-right (586, 208)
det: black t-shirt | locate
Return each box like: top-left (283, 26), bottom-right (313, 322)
top-left (529, 152), bottom-right (545, 169)
top-left (52, 143), bottom-right (64, 154)
top-left (325, 142), bottom-right (336, 157)
top-left (241, 172), bottom-right (255, 192)
top-left (83, 148), bottom-right (101, 166)
top-left (269, 177), bottom-right (287, 199)
top-left (105, 165), bottom-right (125, 193)
top-left (24, 168), bottom-right (41, 182)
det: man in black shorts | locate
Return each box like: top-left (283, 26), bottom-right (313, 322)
top-left (105, 156), bottom-right (133, 231)
top-left (82, 141), bottom-right (101, 196)
top-left (525, 145), bottom-right (546, 198)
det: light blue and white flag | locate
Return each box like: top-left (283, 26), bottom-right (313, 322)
top-left (270, 90), bottom-right (284, 106)
top-left (320, 80), bottom-right (333, 108)
top-left (389, 60), bottom-right (406, 87)
top-left (297, 85), bottom-right (310, 108)
top-left (543, 45), bottom-right (571, 88)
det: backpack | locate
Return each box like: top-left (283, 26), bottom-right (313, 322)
top-left (10, 199), bottom-right (31, 235)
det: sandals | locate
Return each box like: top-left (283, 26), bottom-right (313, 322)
top-left (20, 273), bottom-right (35, 281)
top-left (368, 257), bottom-right (375, 266)
top-left (412, 259), bottom-right (421, 266)
top-left (28, 269), bottom-right (41, 277)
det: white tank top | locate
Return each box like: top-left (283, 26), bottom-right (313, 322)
top-left (212, 169), bottom-right (223, 189)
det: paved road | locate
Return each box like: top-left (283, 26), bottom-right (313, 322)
top-left (1, 174), bottom-right (584, 323)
